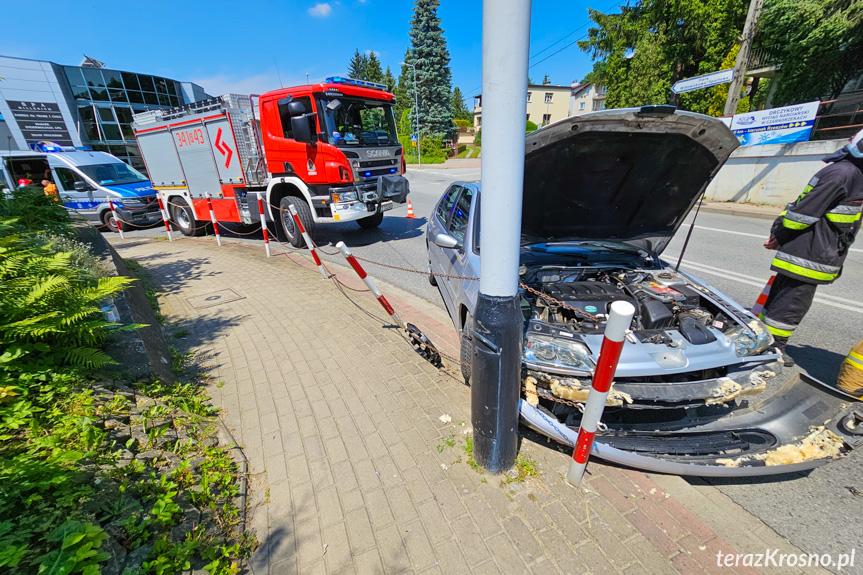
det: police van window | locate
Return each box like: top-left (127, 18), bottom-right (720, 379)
top-left (446, 187), bottom-right (473, 245)
top-left (55, 168), bottom-right (84, 192)
top-left (436, 185), bottom-right (461, 224)
top-left (278, 96), bottom-right (315, 140)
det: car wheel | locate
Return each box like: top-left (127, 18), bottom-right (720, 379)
top-left (279, 196), bottom-right (314, 248)
top-left (356, 211), bottom-right (384, 229)
top-left (460, 312), bottom-right (473, 384)
top-left (101, 209), bottom-right (128, 233)
top-left (170, 198), bottom-right (203, 237)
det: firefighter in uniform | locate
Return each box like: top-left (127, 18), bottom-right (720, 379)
top-left (762, 128), bottom-right (863, 367)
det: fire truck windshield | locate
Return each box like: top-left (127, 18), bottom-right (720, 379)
top-left (320, 97), bottom-right (398, 147)
top-left (77, 163), bottom-right (148, 186)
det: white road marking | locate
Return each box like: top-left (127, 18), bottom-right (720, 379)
top-left (682, 223), bottom-right (863, 254)
top-left (665, 255), bottom-right (863, 314)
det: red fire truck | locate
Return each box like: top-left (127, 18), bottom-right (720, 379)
top-left (131, 77), bottom-right (409, 246)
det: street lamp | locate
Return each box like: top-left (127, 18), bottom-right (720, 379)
top-left (400, 61), bottom-right (422, 165)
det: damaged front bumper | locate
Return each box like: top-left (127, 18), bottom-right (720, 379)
top-left (521, 372), bottom-right (863, 476)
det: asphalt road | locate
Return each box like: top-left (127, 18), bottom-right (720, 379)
top-left (116, 166), bottom-right (862, 570)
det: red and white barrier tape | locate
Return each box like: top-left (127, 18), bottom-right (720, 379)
top-left (108, 200), bottom-right (125, 239)
top-left (256, 193), bottom-right (271, 257)
top-left (205, 192), bottom-right (221, 246)
top-left (336, 241), bottom-right (403, 327)
top-left (566, 300), bottom-right (635, 486)
top-left (289, 204), bottom-right (328, 280)
top-left (157, 195), bottom-right (173, 242)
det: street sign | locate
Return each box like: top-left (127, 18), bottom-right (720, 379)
top-left (671, 69), bottom-right (735, 94)
top-left (730, 100), bottom-right (820, 146)
top-left (411, 134), bottom-right (418, 142)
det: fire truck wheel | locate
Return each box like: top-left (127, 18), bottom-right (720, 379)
top-left (170, 198), bottom-right (204, 237)
top-left (356, 211), bottom-right (384, 229)
top-left (101, 210), bottom-right (128, 233)
top-left (279, 197), bottom-right (314, 248)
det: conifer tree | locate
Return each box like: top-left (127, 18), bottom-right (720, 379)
top-left (366, 52), bottom-right (384, 83)
top-left (383, 66), bottom-right (396, 93)
top-left (347, 49), bottom-right (368, 79)
top-left (406, 0), bottom-right (455, 139)
top-left (451, 87), bottom-right (471, 121)
top-left (394, 49), bottom-right (412, 129)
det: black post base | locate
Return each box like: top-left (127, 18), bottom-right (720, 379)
top-left (471, 292), bottom-right (523, 474)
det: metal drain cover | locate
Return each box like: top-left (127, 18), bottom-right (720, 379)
top-left (187, 289), bottom-right (245, 309)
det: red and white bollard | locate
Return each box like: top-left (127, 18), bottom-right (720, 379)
top-left (336, 241), bottom-right (403, 327)
top-left (256, 193), bottom-right (270, 257)
top-left (289, 204), bottom-right (327, 279)
top-left (108, 200), bottom-right (125, 239)
top-left (157, 194), bottom-right (173, 242)
top-left (205, 192), bottom-right (221, 246)
top-left (566, 300), bottom-right (636, 486)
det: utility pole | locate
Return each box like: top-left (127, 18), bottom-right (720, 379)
top-left (723, 0), bottom-right (763, 117)
top-left (472, 0), bottom-right (531, 474)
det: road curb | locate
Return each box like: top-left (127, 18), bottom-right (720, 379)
top-left (700, 204), bottom-right (781, 221)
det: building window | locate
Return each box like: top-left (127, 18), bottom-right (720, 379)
top-left (586, 87), bottom-right (591, 96)
top-left (542, 114), bottom-right (551, 124)
top-left (579, 102), bottom-right (585, 110)
top-left (544, 93), bottom-right (553, 103)
top-left (526, 114), bottom-right (530, 121)
top-left (527, 92), bottom-right (532, 102)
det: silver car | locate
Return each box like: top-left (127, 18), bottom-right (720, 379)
top-left (427, 107), bottom-right (782, 414)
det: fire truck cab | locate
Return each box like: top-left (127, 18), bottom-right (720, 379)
top-left (132, 77), bottom-right (409, 246)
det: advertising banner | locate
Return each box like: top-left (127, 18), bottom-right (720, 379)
top-left (730, 101), bottom-right (820, 146)
top-left (7, 101), bottom-right (73, 145)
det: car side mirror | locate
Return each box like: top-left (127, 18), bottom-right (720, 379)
top-left (74, 181), bottom-right (89, 191)
top-left (290, 115), bottom-right (314, 144)
top-left (434, 233), bottom-right (461, 250)
top-left (287, 100), bottom-right (307, 116)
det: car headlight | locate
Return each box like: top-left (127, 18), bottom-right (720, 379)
top-left (724, 320), bottom-right (774, 357)
top-left (351, 161), bottom-right (360, 170)
top-left (332, 191), bottom-right (358, 203)
top-left (523, 334), bottom-right (594, 372)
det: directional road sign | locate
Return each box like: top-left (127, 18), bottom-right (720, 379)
top-left (671, 69), bottom-right (735, 94)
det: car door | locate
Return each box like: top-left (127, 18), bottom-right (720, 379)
top-left (429, 185), bottom-right (462, 319)
top-left (53, 166), bottom-right (99, 222)
top-left (441, 185), bottom-right (475, 328)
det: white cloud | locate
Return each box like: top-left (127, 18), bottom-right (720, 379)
top-left (308, 3), bottom-right (333, 17)
top-left (364, 50), bottom-right (380, 58)
top-left (190, 71), bottom-right (307, 97)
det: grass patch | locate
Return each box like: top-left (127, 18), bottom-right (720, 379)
top-left (506, 454), bottom-right (539, 483)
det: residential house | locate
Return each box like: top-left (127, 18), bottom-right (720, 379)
top-left (472, 83), bottom-right (572, 130)
top-left (569, 82), bottom-right (607, 115)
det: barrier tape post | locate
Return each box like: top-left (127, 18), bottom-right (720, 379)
top-left (205, 192), bottom-right (221, 246)
top-left (108, 200), bottom-right (125, 239)
top-left (289, 204), bottom-right (327, 279)
top-left (157, 194), bottom-right (173, 242)
top-left (566, 300), bottom-right (635, 487)
top-left (336, 241), bottom-right (403, 327)
top-left (257, 193), bottom-right (271, 257)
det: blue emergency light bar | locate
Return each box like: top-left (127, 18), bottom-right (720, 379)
top-left (28, 141), bottom-right (79, 153)
top-left (325, 76), bottom-right (387, 91)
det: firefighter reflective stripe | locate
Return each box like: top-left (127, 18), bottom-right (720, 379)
top-left (759, 313), bottom-right (795, 338)
top-left (782, 209), bottom-right (819, 230)
top-left (825, 205), bottom-right (863, 223)
top-left (845, 350), bottom-right (863, 371)
top-left (772, 252), bottom-right (841, 281)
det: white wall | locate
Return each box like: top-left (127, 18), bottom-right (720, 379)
top-left (705, 139), bottom-right (847, 206)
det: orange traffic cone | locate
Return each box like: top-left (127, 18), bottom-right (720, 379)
top-left (751, 275), bottom-right (775, 317)
top-left (406, 199), bottom-right (416, 219)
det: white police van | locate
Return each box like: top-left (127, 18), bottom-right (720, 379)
top-left (0, 142), bottom-right (161, 232)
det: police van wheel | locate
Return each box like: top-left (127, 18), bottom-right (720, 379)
top-left (357, 211), bottom-right (384, 229)
top-left (279, 197), bottom-right (314, 248)
top-left (170, 198), bottom-right (204, 237)
top-left (101, 210), bottom-right (128, 233)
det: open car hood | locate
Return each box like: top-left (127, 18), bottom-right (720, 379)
top-left (522, 107), bottom-right (740, 254)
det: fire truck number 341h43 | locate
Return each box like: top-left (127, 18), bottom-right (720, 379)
top-left (131, 76), bottom-right (410, 248)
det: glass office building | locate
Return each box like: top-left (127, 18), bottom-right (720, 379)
top-left (0, 55), bottom-right (210, 172)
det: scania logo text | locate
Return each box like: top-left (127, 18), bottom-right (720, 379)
top-left (366, 149), bottom-right (389, 158)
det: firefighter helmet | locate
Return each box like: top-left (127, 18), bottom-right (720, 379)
top-left (849, 127), bottom-right (863, 158)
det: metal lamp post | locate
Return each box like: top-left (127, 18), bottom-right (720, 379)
top-left (400, 61), bottom-right (422, 165)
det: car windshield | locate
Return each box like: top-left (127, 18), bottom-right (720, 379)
top-left (77, 163), bottom-right (148, 186)
top-left (320, 97), bottom-right (399, 147)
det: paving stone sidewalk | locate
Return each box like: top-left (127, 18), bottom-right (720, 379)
top-left (109, 235), bottom-right (820, 575)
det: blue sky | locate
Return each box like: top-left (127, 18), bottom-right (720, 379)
top-left (1, 0), bottom-right (620, 104)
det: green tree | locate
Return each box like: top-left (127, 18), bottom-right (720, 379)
top-left (451, 87), bottom-right (471, 121)
top-left (707, 44), bottom-right (750, 116)
top-left (383, 66), bottom-right (396, 93)
top-left (347, 49), bottom-right (368, 79)
top-left (366, 52), bottom-right (384, 83)
top-left (542, 74), bottom-right (550, 84)
top-left (394, 49), bottom-right (413, 126)
top-left (756, 0), bottom-right (863, 109)
top-left (578, 0), bottom-right (748, 113)
top-left (407, 0), bottom-right (456, 139)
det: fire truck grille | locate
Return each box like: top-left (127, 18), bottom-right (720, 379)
top-left (360, 159), bottom-right (398, 168)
